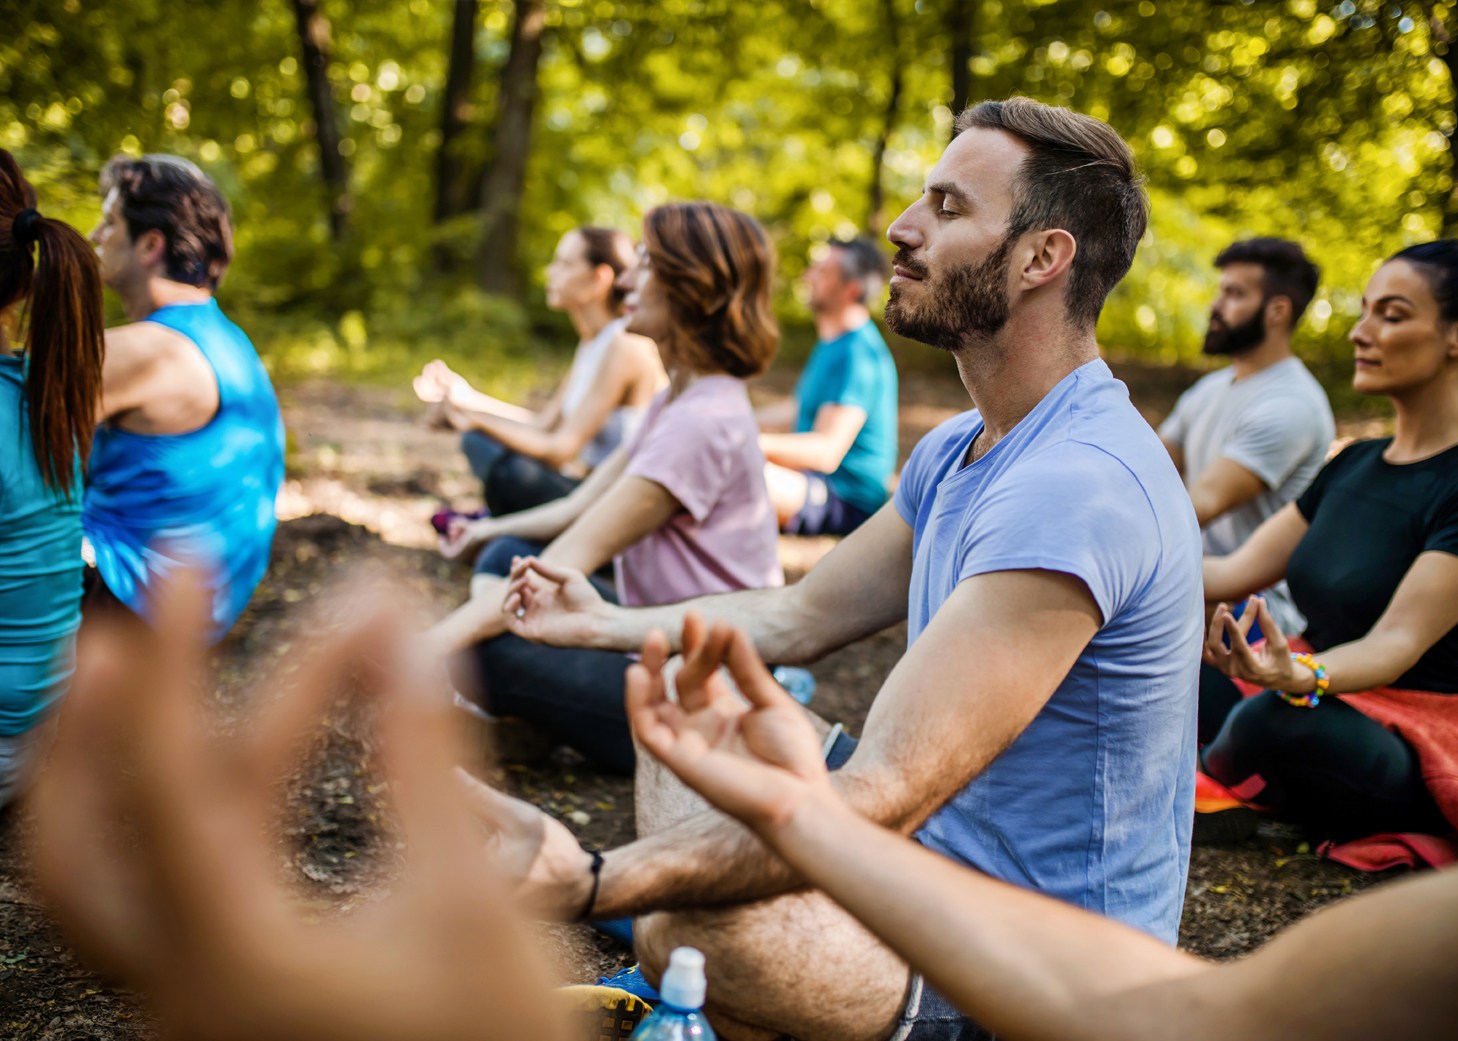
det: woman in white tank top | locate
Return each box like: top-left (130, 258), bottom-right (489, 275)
top-left (414, 227), bottom-right (665, 521)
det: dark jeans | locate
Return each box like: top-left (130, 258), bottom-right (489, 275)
top-left (461, 430), bottom-right (579, 516)
top-left (1200, 674), bottom-right (1449, 841)
top-left (458, 535), bottom-right (632, 774)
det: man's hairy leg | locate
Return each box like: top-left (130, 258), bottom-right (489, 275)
top-left (632, 713), bottom-right (907, 1041)
top-left (635, 887), bottom-right (909, 1041)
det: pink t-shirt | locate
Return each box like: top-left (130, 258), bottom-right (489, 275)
top-left (615, 376), bottom-right (784, 608)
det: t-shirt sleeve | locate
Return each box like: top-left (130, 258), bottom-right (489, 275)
top-left (625, 402), bottom-right (739, 523)
top-left (1423, 488), bottom-right (1458, 558)
top-left (1156, 387), bottom-right (1189, 445)
top-left (957, 446), bottom-right (1158, 624)
top-left (894, 414), bottom-right (965, 526)
top-left (1219, 395), bottom-right (1327, 489)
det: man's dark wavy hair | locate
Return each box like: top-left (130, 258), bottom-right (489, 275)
top-left (100, 154), bottom-right (233, 290)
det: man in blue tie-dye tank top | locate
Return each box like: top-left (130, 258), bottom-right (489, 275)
top-left (84, 154), bottom-right (283, 642)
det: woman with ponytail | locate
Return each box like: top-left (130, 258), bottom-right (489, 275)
top-left (0, 149), bottom-right (104, 805)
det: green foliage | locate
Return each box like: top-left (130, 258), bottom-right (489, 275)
top-left (2, 0), bottom-right (1454, 380)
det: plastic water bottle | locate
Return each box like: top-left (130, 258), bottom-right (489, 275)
top-left (771, 665), bottom-right (817, 706)
top-left (629, 947), bottom-right (716, 1040)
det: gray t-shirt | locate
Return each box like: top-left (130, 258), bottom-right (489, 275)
top-left (1159, 356), bottom-right (1334, 634)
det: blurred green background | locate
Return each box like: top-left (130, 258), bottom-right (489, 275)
top-left (3, 0), bottom-right (1455, 395)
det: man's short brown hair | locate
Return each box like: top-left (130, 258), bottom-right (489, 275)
top-left (955, 98), bottom-right (1148, 330)
top-left (100, 154), bottom-right (234, 290)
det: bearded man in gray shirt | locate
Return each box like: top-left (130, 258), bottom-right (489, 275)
top-left (1159, 237), bottom-right (1335, 635)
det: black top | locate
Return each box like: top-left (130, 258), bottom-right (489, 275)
top-left (1288, 438), bottom-right (1458, 693)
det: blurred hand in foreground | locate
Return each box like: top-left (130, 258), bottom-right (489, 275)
top-left (31, 572), bottom-right (563, 1041)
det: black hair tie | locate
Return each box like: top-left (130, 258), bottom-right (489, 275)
top-left (12, 207), bottom-right (42, 245)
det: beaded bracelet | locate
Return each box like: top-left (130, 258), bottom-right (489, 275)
top-left (1277, 651), bottom-right (1330, 708)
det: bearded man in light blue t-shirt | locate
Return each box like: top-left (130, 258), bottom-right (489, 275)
top-left (482, 98), bottom-right (1203, 1041)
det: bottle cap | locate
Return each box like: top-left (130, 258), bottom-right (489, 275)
top-left (659, 946), bottom-right (707, 1009)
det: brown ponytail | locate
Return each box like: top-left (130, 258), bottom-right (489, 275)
top-left (0, 149), bottom-right (105, 493)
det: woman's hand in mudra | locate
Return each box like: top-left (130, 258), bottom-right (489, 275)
top-left (1203, 595), bottom-right (1313, 694)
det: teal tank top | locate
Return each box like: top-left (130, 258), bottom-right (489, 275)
top-left (83, 300), bottom-right (284, 642)
top-left (0, 354), bottom-right (82, 736)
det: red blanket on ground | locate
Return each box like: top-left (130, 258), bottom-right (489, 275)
top-left (1230, 638), bottom-right (1458, 870)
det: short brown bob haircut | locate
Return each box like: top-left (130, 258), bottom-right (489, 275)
top-left (640, 201), bottom-right (779, 379)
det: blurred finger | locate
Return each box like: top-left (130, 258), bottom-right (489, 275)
top-left (245, 599), bottom-right (394, 803)
top-left (640, 628), bottom-right (670, 677)
top-left (376, 653), bottom-right (477, 873)
top-left (724, 629), bottom-right (793, 711)
top-left (675, 619), bottom-right (733, 711)
top-left (31, 624), bottom-right (156, 976)
top-left (680, 611), bottom-right (706, 658)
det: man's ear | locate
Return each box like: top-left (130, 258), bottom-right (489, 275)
top-left (1264, 295), bottom-right (1293, 333)
top-left (136, 228), bottom-right (168, 270)
top-left (1020, 229), bottom-right (1076, 290)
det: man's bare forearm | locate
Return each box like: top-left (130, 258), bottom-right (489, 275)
top-left (770, 794), bottom-right (1216, 1041)
top-left (586, 585), bottom-right (832, 665)
top-left (594, 768), bottom-right (886, 916)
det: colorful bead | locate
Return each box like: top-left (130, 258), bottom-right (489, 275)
top-left (1278, 652), bottom-right (1330, 708)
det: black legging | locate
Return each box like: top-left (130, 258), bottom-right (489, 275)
top-left (1200, 668), bottom-right (1449, 841)
top-left (453, 535), bottom-right (635, 774)
top-left (461, 430), bottom-right (579, 516)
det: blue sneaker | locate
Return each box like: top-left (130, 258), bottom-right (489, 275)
top-left (592, 916), bottom-right (635, 948)
top-left (597, 963), bottom-right (661, 1004)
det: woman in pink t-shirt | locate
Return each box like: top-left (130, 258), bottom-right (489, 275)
top-left (424, 202), bottom-right (783, 773)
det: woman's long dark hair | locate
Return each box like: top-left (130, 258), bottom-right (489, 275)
top-left (0, 149), bottom-right (105, 492)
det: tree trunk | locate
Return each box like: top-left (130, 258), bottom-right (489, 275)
top-left (476, 0), bottom-right (547, 296)
top-left (292, 0), bottom-right (351, 240)
top-left (434, 0), bottom-right (481, 224)
top-left (867, 0), bottom-right (903, 236)
top-left (947, 0), bottom-right (974, 139)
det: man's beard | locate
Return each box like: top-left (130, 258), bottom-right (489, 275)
top-left (1203, 304), bottom-right (1268, 356)
top-left (885, 235), bottom-right (1015, 351)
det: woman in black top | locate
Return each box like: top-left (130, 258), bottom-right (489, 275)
top-left (1200, 240), bottom-right (1458, 843)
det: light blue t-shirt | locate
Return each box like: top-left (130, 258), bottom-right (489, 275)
top-left (894, 359), bottom-right (1201, 943)
top-left (794, 321), bottom-right (898, 514)
top-left (0, 355), bottom-right (82, 736)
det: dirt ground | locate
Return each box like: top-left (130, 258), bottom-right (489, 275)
top-left (0, 357), bottom-right (1396, 1038)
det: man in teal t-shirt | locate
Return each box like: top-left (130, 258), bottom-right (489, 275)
top-left (758, 237), bottom-right (899, 536)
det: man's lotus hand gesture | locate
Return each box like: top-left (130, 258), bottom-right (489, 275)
top-left (503, 556), bottom-right (615, 648)
top-left (627, 612), bottom-right (834, 838)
